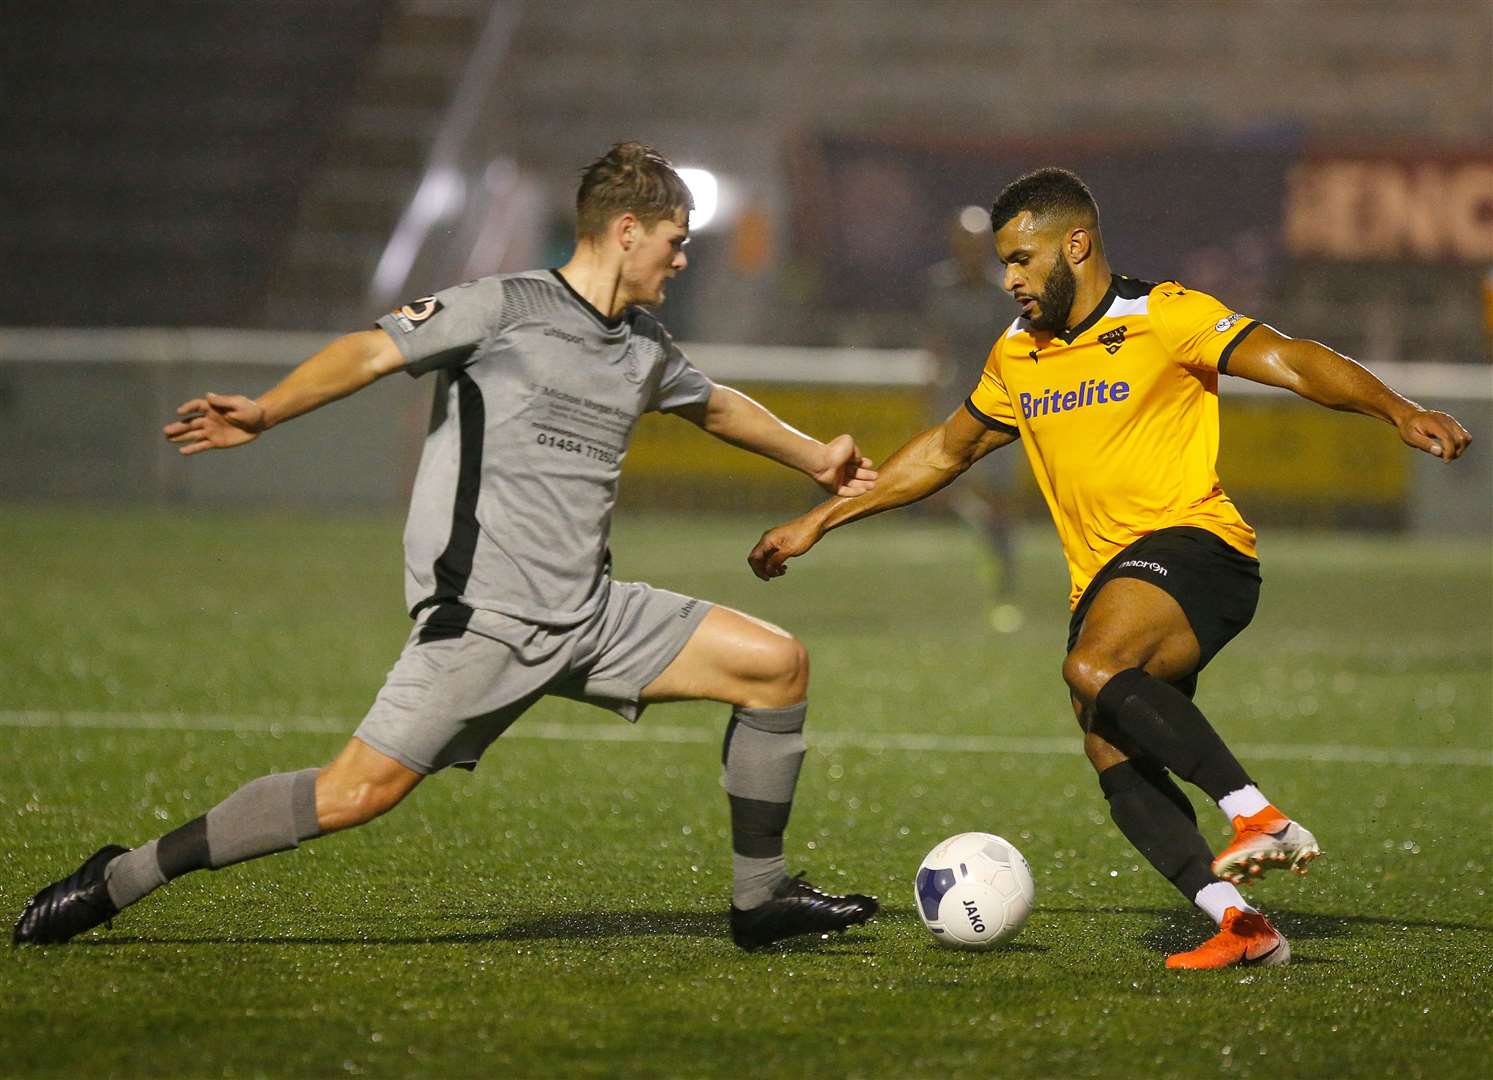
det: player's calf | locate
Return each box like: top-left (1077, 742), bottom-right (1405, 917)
top-left (719, 703), bottom-right (878, 947)
top-left (1089, 667), bottom-right (1254, 801)
top-left (723, 703), bottom-right (808, 908)
top-left (13, 768), bottom-right (324, 944)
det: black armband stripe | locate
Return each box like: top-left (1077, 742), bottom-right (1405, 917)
top-left (1217, 320), bottom-right (1260, 375)
top-left (156, 816), bottom-right (210, 880)
top-left (727, 795), bottom-right (793, 856)
top-left (963, 398), bottom-right (1020, 436)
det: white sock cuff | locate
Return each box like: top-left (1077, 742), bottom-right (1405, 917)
top-left (1194, 880), bottom-right (1256, 925)
top-left (1217, 784), bottom-right (1270, 820)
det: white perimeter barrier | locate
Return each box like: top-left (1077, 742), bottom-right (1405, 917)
top-left (1, 327), bottom-right (1488, 532)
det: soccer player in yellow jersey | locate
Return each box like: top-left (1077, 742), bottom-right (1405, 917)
top-left (748, 168), bottom-right (1472, 970)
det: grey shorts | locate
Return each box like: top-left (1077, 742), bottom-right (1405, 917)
top-left (355, 580), bottom-right (712, 774)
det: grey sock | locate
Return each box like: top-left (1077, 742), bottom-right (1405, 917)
top-left (723, 703), bottom-right (806, 908)
top-left (104, 839), bottom-right (167, 910)
top-left (104, 768), bottom-right (322, 910)
top-left (205, 768), bottom-right (321, 869)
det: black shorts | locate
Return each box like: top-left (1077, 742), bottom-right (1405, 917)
top-left (1066, 526), bottom-right (1261, 691)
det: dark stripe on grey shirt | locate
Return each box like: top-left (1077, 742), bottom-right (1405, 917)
top-left (415, 371), bottom-right (486, 615)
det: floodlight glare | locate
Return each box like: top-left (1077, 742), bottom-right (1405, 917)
top-left (958, 204), bottom-right (991, 234)
top-left (678, 168), bottom-right (719, 231)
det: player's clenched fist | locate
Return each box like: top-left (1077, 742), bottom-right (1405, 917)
top-left (812, 433), bottom-right (878, 496)
top-left (748, 516), bottom-right (824, 580)
top-left (163, 393), bottom-right (267, 455)
top-left (1396, 408), bottom-right (1471, 462)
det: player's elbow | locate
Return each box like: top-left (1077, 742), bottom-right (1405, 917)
top-left (355, 329), bottom-right (406, 379)
top-left (688, 385), bottom-right (736, 434)
top-left (1272, 331), bottom-right (1352, 382)
top-left (927, 440), bottom-right (978, 479)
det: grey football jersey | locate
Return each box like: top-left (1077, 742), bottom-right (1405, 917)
top-left (375, 270), bottom-right (715, 626)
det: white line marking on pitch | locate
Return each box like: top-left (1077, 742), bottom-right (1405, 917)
top-left (1, 710), bottom-right (1488, 768)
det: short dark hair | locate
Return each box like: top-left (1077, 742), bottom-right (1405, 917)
top-left (989, 168), bottom-right (1098, 234)
top-left (576, 142), bottom-right (693, 238)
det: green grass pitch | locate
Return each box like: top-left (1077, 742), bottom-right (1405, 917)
top-left (2, 507), bottom-right (1489, 1078)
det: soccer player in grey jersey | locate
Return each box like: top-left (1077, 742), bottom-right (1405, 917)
top-left (14, 143), bottom-right (879, 950)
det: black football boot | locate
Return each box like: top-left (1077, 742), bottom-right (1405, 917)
top-left (730, 875), bottom-right (878, 950)
top-left (13, 845), bottom-right (128, 945)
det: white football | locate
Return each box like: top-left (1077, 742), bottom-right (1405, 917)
top-left (914, 831), bottom-right (1035, 949)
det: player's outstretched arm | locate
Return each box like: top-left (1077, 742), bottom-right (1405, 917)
top-left (1224, 325), bottom-right (1472, 462)
top-left (163, 330), bottom-right (406, 455)
top-left (748, 407), bottom-right (1015, 580)
top-left (683, 384), bottom-right (878, 495)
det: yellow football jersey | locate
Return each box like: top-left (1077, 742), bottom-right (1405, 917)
top-left (966, 275), bottom-right (1259, 608)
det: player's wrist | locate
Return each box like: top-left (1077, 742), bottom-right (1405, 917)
top-left (804, 438), bottom-right (838, 480)
top-left (1384, 399), bottom-right (1425, 432)
top-left (815, 496), bottom-right (861, 534)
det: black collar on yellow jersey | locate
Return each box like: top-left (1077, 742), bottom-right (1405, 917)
top-left (1052, 274), bottom-right (1157, 344)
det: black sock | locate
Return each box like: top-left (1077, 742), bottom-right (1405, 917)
top-left (1099, 760), bottom-right (1217, 901)
top-left (1129, 755), bottom-right (1197, 827)
top-left (1095, 667), bottom-right (1250, 802)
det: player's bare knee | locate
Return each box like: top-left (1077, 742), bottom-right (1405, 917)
top-left (315, 775), bottom-right (408, 832)
top-left (741, 632), bottom-right (809, 708)
top-left (761, 633), bottom-right (809, 703)
top-left (1083, 731), bottom-right (1128, 772)
top-left (1069, 695), bottom-right (1095, 735)
top-left (1061, 649), bottom-right (1117, 705)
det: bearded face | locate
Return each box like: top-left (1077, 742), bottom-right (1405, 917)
top-left (1024, 254), bottom-right (1077, 334)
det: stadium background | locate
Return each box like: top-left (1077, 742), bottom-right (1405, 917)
top-left (2, 4), bottom-right (1491, 1078)
top-left (1, 0), bottom-right (1489, 531)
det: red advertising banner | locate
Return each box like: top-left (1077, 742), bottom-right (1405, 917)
top-left (1286, 158), bottom-right (1493, 262)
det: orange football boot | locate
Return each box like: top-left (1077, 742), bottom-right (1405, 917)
top-left (1166, 907), bottom-right (1290, 969)
top-left (1212, 805), bottom-right (1321, 885)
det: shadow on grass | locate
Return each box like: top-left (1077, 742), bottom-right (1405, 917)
top-left (78, 905), bottom-right (1472, 953)
top-left (78, 909), bottom-right (881, 950)
top-left (497, 910), bottom-right (722, 940)
top-left (1038, 903), bottom-right (1493, 959)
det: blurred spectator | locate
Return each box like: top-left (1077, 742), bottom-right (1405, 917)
top-left (922, 208), bottom-right (1024, 631)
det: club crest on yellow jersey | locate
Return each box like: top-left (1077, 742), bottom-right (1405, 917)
top-left (1097, 325), bottom-right (1128, 354)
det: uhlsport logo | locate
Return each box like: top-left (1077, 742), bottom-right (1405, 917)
top-left (1019, 378), bottom-right (1130, 420)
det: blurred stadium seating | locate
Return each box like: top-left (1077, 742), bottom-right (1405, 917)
top-left (1, 1), bottom-right (1488, 530)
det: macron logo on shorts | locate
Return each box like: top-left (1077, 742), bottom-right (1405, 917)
top-left (1118, 559), bottom-right (1168, 576)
